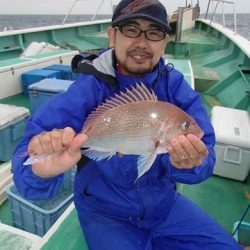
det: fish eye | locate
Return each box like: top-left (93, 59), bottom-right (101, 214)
top-left (181, 120), bottom-right (191, 131)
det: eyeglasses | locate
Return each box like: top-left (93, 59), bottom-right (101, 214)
top-left (115, 25), bottom-right (167, 41)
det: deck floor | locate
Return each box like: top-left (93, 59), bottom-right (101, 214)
top-left (41, 208), bottom-right (88, 250)
top-left (179, 175), bottom-right (250, 233)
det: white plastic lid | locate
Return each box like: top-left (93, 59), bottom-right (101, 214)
top-left (28, 78), bottom-right (73, 93)
top-left (211, 106), bottom-right (250, 148)
top-left (0, 104), bottom-right (29, 128)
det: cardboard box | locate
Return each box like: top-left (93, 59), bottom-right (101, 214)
top-left (211, 106), bottom-right (250, 181)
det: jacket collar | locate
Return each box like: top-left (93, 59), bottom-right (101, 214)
top-left (93, 48), bottom-right (165, 90)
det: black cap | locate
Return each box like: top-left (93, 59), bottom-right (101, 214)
top-left (112, 0), bottom-right (171, 33)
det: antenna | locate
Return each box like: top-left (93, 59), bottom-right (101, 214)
top-left (62, 0), bottom-right (79, 25)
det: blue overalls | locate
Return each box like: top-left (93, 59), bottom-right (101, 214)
top-left (12, 55), bottom-right (241, 249)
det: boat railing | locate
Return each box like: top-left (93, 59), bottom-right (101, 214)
top-left (61, 0), bottom-right (113, 25)
top-left (205, 0), bottom-right (237, 34)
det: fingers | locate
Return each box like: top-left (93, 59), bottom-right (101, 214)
top-left (28, 127), bottom-right (76, 155)
top-left (187, 134), bottom-right (208, 157)
top-left (28, 128), bottom-right (88, 178)
top-left (167, 134), bottom-right (208, 169)
top-left (67, 133), bottom-right (88, 156)
top-left (51, 129), bottom-right (63, 152)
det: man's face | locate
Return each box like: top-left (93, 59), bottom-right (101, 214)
top-left (108, 19), bottom-right (168, 76)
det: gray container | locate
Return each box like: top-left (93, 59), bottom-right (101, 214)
top-left (7, 167), bottom-right (76, 236)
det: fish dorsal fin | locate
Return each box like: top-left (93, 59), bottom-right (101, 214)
top-left (82, 82), bottom-right (157, 132)
top-left (107, 82), bottom-right (157, 108)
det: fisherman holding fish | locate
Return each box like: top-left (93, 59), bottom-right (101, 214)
top-left (12, 0), bottom-right (242, 249)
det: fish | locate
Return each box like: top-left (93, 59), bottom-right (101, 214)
top-left (81, 83), bottom-right (204, 180)
top-left (24, 83), bottom-right (204, 180)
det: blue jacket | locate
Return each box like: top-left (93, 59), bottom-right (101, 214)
top-left (12, 49), bottom-right (215, 225)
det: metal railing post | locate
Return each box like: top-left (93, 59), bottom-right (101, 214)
top-left (207, 0), bottom-right (237, 34)
top-left (62, 0), bottom-right (78, 25)
top-left (175, 7), bottom-right (184, 42)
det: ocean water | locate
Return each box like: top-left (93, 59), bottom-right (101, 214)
top-left (0, 13), bottom-right (249, 40)
top-left (0, 14), bottom-right (111, 30)
top-left (202, 13), bottom-right (250, 40)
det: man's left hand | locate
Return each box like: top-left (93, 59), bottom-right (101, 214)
top-left (167, 134), bottom-right (208, 169)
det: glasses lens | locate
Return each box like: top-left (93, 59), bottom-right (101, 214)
top-left (146, 30), bottom-right (165, 41)
top-left (121, 25), bottom-right (140, 38)
top-left (118, 25), bottom-right (166, 41)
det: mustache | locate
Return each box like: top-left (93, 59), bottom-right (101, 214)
top-left (127, 48), bottom-right (153, 58)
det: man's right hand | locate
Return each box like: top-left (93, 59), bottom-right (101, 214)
top-left (28, 127), bottom-right (88, 178)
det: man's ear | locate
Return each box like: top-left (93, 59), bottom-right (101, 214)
top-left (107, 27), bottom-right (115, 48)
top-left (162, 36), bottom-right (169, 54)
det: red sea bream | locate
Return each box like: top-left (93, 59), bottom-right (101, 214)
top-left (82, 83), bottom-right (204, 180)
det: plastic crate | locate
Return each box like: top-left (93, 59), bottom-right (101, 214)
top-left (7, 167), bottom-right (76, 236)
top-left (28, 78), bottom-right (73, 113)
top-left (21, 69), bottom-right (60, 96)
top-left (233, 221), bottom-right (250, 247)
top-left (0, 104), bottom-right (29, 162)
top-left (43, 64), bottom-right (78, 80)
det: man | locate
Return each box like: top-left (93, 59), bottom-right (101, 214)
top-left (12, 0), bottom-right (241, 249)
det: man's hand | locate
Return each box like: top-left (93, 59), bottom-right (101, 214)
top-left (28, 127), bottom-right (88, 178)
top-left (167, 134), bottom-right (208, 169)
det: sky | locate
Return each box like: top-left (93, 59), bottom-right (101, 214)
top-left (0, 0), bottom-right (249, 15)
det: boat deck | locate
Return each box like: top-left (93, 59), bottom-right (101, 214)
top-left (166, 21), bottom-right (250, 113)
top-left (0, 19), bottom-right (250, 248)
top-left (41, 206), bottom-right (88, 250)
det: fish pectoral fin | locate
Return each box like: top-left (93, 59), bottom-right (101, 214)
top-left (135, 151), bottom-right (157, 182)
top-left (81, 148), bottom-right (115, 161)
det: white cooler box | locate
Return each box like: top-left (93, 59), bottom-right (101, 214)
top-left (0, 104), bottom-right (30, 162)
top-left (211, 106), bottom-right (250, 181)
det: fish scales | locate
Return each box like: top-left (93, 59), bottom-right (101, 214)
top-left (81, 83), bottom-right (203, 180)
top-left (84, 101), bottom-right (169, 154)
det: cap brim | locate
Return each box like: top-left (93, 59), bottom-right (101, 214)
top-left (112, 14), bottom-right (172, 33)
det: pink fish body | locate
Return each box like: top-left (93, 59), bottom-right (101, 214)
top-left (82, 83), bottom-right (204, 180)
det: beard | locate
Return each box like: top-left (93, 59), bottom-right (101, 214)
top-left (119, 47), bottom-right (155, 76)
top-left (122, 63), bottom-right (153, 75)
